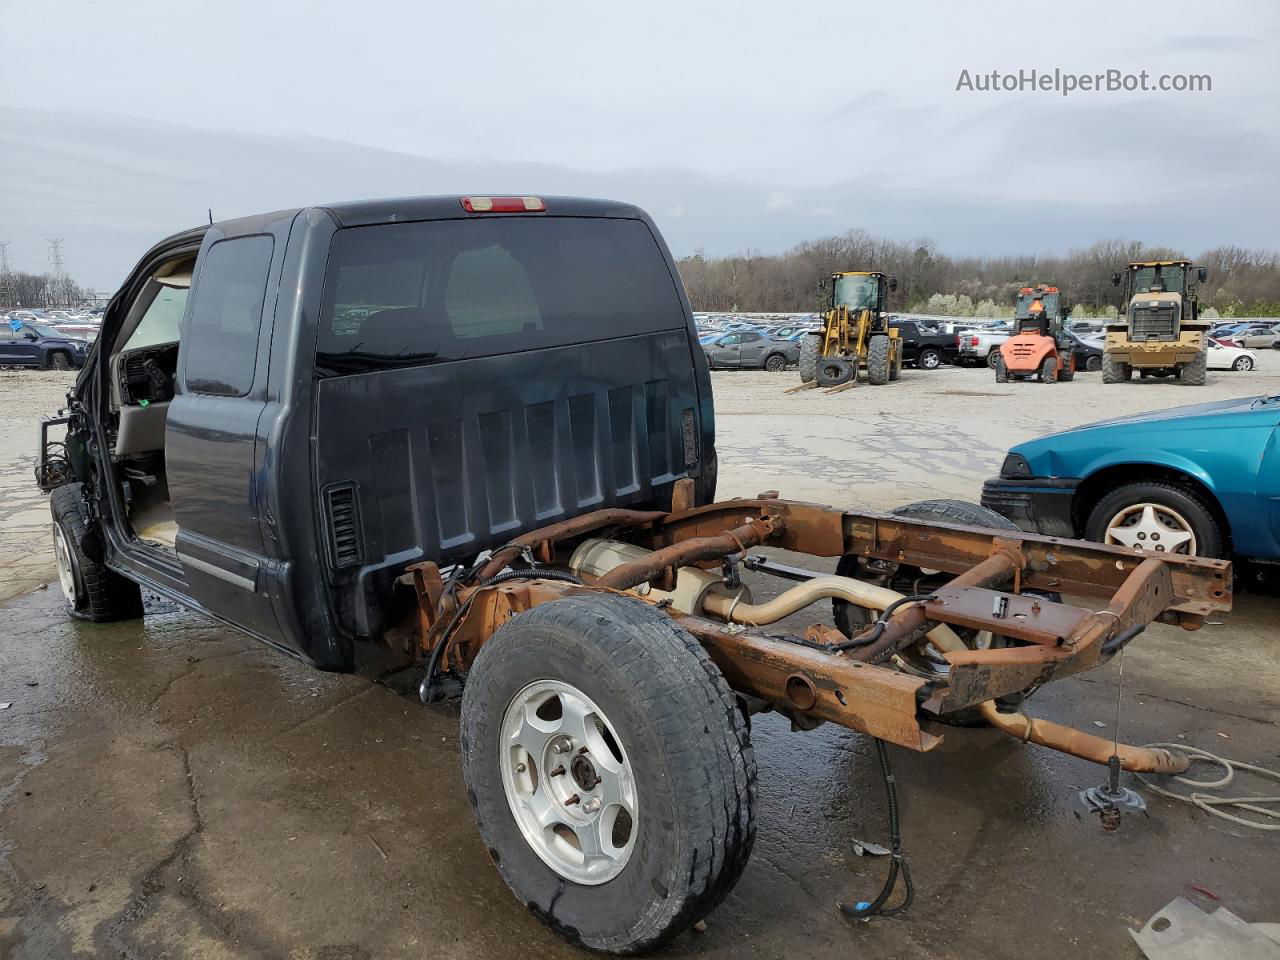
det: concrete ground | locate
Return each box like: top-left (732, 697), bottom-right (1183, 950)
top-left (2, 360), bottom-right (1279, 959)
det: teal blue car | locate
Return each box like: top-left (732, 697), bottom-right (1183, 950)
top-left (982, 395), bottom-right (1280, 561)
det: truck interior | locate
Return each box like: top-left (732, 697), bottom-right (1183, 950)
top-left (106, 253), bottom-right (195, 553)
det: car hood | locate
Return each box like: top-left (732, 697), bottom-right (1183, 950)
top-left (1011, 394), bottom-right (1280, 477)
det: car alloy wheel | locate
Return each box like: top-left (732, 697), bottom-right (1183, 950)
top-left (1233, 356), bottom-right (1254, 371)
top-left (1103, 502), bottom-right (1197, 554)
top-left (499, 679), bottom-right (637, 885)
top-left (52, 521), bottom-right (79, 605)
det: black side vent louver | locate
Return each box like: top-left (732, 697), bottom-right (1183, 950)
top-left (323, 483), bottom-right (364, 570)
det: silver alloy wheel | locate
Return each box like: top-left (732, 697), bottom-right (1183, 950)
top-left (1103, 502), bottom-right (1197, 555)
top-left (920, 350), bottom-right (940, 369)
top-left (500, 679), bottom-right (638, 885)
top-left (1234, 356), bottom-right (1254, 371)
top-left (52, 521), bottom-right (78, 605)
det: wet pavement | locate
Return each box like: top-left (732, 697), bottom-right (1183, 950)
top-left (2, 366), bottom-right (1279, 958)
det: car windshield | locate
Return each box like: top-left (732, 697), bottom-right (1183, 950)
top-left (834, 275), bottom-right (878, 310)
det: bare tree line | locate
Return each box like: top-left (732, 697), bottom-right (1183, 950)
top-left (676, 232), bottom-right (1280, 317)
top-left (0, 270), bottom-right (97, 309)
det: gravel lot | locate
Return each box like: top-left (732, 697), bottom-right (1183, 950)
top-left (1, 359), bottom-right (1278, 959)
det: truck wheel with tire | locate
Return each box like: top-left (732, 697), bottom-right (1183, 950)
top-left (1039, 355), bottom-right (1057, 383)
top-left (1101, 354), bottom-right (1131, 383)
top-left (1178, 349), bottom-right (1207, 386)
top-left (1057, 350), bottom-right (1074, 382)
top-left (798, 334), bottom-right (821, 383)
top-left (816, 356), bottom-right (855, 386)
top-left (994, 354), bottom-right (1009, 383)
top-left (50, 483), bottom-right (144, 622)
top-left (831, 499), bottom-right (1039, 727)
top-left (763, 352), bottom-right (787, 373)
top-left (1084, 481), bottom-right (1224, 558)
top-left (460, 593), bottom-right (755, 954)
top-left (985, 350), bottom-right (1001, 369)
top-left (1085, 355), bottom-right (1103, 372)
top-left (917, 347), bottom-right (942, 370)
top-left (47, 351), bottom-right (72, 371)
top-left (866, 335), bottom-right (891, 385)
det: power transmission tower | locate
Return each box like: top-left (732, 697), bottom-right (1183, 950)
top-left (46, 238), bottom-right (67, 307)
top-left (0, 242), bottom-right (15, 309)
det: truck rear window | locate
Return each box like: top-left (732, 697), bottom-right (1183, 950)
top-left (316, 217), bottom-right (687, 375)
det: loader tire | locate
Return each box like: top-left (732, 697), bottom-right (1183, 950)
top-left (798, 334), bottom-right (821, 383)
top-left (50, 483), bottom-right (144, 622)
top-left (994, 355), bottom-right (1009, 383)
top-left (816, 357), bottom-right (855, 387)
top-left (460, 594), bottom-right (755, 954)
top-left (1101, 354), bottom-right (1131, 383)
top-left (832, 499), bottom-right (1038, 727)
top-left (1058, 351), bottom-right (1075, 382)
top-left (867, 335), bottom-right (891, 385)
top-left (1178, 349), bottom-right (1208, 385)
top-left (1039, 356), bottom-right (1057, 383)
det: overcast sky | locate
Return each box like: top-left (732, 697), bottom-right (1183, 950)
top-left (2, 0), bottom-right (1278, 290)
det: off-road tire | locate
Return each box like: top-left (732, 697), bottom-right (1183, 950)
top-left (816, 356), bottom-right (855, 387)
top-left (763, 352), bottom-right (787, 373)
top-left (833, 499), bottom-right (1034, 727)
top-left (49, 483), bottom-right (144, 622)
top-left (1101, 354), bottom-right (1131, 383)
top-left (1085, 481), bottom-right (1225, 559)
top-left (917, 347), bottom-right (942, 370)
top-left (1039, 355), bottom-right (1057, 383)
top-left (798, 334), bottom-right (821, 383)
top-left (1178, 349), bottom-right (1208, 385)
top-left (47, 351), bottom-right (72, 371)
top-left (994, 355), bottom-right (1009, 383)
top-left (460, 594), bottom-right (756, 954)
top-left (986, 350), bottom-right (1001, 369)
top-left (1058, 350), bottom-right (1074, 382)
top-left (867, 335), bottom-right (891, 385)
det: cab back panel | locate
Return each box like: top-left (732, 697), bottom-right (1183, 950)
top-left (313, 330), bottom-right (699, 572)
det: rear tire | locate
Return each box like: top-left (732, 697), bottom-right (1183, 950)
top-left (798, 334), bottom-right (821, 383)
top-left (917, 347), bottom-right (942, 370)
top-left (763, 353), bottom-right (787, 373)
top-left (49, 483), bottom-right (144, 622)
top-left (1179, 349), bottom-right (1208, 385)
top-left (1101, 354), bottom-right (1130, 383)
top-left (986, 350), bottom-right (1000, 369)
top-left (994, 355), bottom-right (1009, 383)
top-left (1085, 355), bottom-right (1103, 372)
top-left (866, 335), bottom-right (890, 385)
top-left (1039, 355), bottom-right (1057, 383)
top-left (460, 594), bottom-right (755, 954)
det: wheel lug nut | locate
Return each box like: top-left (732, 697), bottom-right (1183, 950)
top-left (549, 765), bottom-right (566, 777)
top-left (582, 797), bottom-right (601, 813)
top-left (553, 742), bottom-right (569, 754)
top-left (515, 763), bottom-right (527, 773)
top-left (565, 794), bottom-right (581, 806)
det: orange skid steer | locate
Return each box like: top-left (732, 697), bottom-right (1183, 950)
top-left (996, 284), bottom-right (1076, 384)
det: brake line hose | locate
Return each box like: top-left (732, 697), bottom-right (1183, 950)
top-left (839, 738), bottom-right (914, 920)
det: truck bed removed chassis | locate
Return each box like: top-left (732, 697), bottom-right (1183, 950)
top-left (405, 484), bottom-right (1231, 771)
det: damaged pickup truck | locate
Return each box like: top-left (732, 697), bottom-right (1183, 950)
top-left (38, 195), bottom-right (1232, 954)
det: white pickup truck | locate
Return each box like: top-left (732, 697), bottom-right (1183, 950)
top-left (955, 326), bottom-right (1011, 367)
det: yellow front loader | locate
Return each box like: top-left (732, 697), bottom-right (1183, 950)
top-left (797, 271), bottom-right (902, 387)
